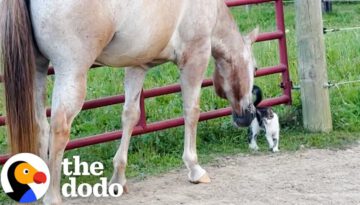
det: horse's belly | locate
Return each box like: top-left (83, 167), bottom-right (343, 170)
top-left (96, 0), bottom-right (185, 67)
top-left (96, 33), bottom-right (172, 67)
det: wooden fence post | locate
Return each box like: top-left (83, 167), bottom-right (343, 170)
top-left (295, 0), bottom-right (333, 132)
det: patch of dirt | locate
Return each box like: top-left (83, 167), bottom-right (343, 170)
top-left (66, 145), bottom-right (360, 205)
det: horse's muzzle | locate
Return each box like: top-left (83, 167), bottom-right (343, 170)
top-left (232, 105), bottom-right (256, 127)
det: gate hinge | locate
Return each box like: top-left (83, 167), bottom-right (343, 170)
top-left (280, 81), bottom-right (293, 89)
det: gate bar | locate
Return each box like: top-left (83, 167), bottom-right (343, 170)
top-left (226, 0), bottom-right (275, 7)
top-left (0, 63), bottom-right (286, 126)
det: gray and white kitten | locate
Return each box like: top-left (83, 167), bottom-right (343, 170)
top-left (248, 86), bottom-right (280, 152)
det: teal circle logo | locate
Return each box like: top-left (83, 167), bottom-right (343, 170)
top-left (1, 153), bottom-right (50, 203)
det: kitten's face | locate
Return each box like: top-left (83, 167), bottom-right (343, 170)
top-left (260, 108), bottom-right (274, 124)
top-left (265, 108), bottom-right (274, 119)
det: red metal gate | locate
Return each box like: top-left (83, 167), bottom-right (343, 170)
top-left (0, 0), bottom-right (291, 164)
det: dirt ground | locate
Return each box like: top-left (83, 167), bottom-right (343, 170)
top-left (67, 144), bottom-right (360, 205)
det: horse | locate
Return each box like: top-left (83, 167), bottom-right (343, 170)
top-left (0, 0), bottom-right (258, 204)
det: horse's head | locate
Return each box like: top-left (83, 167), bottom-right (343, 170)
top-left (213, 28), bottom-right (259, 127)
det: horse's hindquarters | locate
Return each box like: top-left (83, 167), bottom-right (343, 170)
top-left (30, 0), bottom-right (115, 68)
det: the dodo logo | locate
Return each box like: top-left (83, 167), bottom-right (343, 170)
top-left (1, 153), bottom-right (50, 203)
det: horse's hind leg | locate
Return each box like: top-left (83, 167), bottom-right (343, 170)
top-left (34, 53), bottom-right (50, 161)
top-left (43, 65), bottom-right (89, 205)
top-left (110, 67), bottom-right (146, 193)
top-left (179, 39), bottom-right (211, 183)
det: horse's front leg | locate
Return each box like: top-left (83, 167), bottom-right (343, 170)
top-left (179, 40), bottom-right (211, 183)
top-left (110, 67), bottom-right (146, 193)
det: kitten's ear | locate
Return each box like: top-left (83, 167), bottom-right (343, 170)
top-left (246, 26), bottom-right (260, 45)
top-left (268, 109), bottom-right (274, 114)
top-left (267, 108), bottom-right (274, 118)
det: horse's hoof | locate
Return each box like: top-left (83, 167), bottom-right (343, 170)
top-left (190, 172), bottom-right (211, 184)
top-left (43, 194), bottom-right (62, 205)
top-left (123, 184), bottom-right (129, 194)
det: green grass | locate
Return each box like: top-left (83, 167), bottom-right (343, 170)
top-left (1, 2), bottom-right (360, 203)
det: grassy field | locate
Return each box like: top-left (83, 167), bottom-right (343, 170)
top-left (1, 2), bottom-right (360, 203)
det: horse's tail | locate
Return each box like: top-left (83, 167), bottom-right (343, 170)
top-left (1, 0), bottom-right (38, 154)
top-left (252, 85), bottom-right (263, 107)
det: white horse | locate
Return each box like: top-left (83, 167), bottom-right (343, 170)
top-left (0, 0), bottom-right (258, 204)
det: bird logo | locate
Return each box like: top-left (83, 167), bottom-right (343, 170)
top-left (1, 153), bottom-right (50, 203)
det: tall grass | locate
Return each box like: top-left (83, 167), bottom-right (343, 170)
top-left (0, 3), bottom-right (360, 200)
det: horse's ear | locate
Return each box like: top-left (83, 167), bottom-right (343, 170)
top-left (247, 26), bottom-right (259, 44)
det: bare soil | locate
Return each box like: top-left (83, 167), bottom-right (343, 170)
top-left (66, 145), bottom-right (360, 205)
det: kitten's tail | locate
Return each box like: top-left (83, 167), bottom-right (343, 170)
top-left (252, 85), bottom-right (263, 107)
